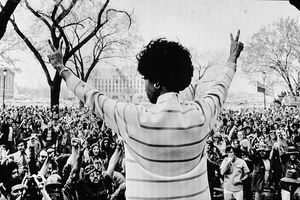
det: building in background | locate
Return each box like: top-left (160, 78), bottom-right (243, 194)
top-left (91, 67), bottom-right (147, 103)
top-left (0, 68), bottom-right (14, 99)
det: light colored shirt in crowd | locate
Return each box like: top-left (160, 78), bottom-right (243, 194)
top-left (65, 62), bottom-right (236, 199)
top-left (8, 127), bottom-right (13, 142)
top-left (281, 189), bottom-right (290, 200)
top-left (220, 157), bottom-right (250, 192)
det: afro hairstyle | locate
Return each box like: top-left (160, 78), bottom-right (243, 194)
top-left (136, 38), bottom-right (193, 92)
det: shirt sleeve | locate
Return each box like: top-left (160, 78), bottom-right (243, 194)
top-left (65, 74), bottom-right (133, 137)
top-left (191, 62), bottom-right (236, 126)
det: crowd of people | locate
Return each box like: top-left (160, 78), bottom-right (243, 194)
top-left (208, 106), bottom-right (300, 200)
top-left (1, 104), bottom-right (300, 200)
top-left (0, 105), bottom-right (126, 200)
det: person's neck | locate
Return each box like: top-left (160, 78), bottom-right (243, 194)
top-left (159, 87), bottom-right (170, 96)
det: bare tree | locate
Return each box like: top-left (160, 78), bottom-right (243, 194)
top-left (9, 0), bottom-right (132, 109)
top-left (242, 17), bottom-right (300, 97)
top-left (64, 4), bottom-right (138, 107)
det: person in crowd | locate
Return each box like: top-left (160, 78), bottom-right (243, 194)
top-left (41, 121), bottom-right (59, 149)
top-left (240, 148), bottom-right (253, 200)
top-left (76, 139), bottom-right (123, 200)
top-left (86, 142), bottom-right (104, 172)
top-left (280, 169), bottom-right (300, 200)
top-left (220, 145), bottom-right (250, 200)
top-left (3, 161), bottom-right (21, 196)
top-left (37, 149), bottom-right (48, 169)
top-left (214, 133), bottom-right (227, 156)
top-left (0, 116), bottom-right (13, 153)
top-left (9, 180), bottom-right (25, 200)
top-left (269, 141), bottom-right (284, 198)
top-left (48, 27), bottom-right (244, 199)
top-left (249, 144), bottom-right (272, 200)
top-left (9, 139), bottom-right (29, 178)
top-left (206, 138), bottom-right (223, 199)
top-left (281, 146), bottom-right (300, 177)
top-left (111, 170), bottom-right (126, 200)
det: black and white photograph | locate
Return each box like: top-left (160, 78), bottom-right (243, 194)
top-left (0, 0), bottom-right (299, 199)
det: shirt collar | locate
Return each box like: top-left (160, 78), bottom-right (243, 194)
top-left (156, 92), bottom-right (179, 104)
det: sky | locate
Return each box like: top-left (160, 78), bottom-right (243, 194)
top-left (11, 0), bottom-right (300, 95)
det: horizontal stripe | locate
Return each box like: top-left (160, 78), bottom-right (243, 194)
top-left (127, 186), bottom-right (209, 200)
top-left (126, 144), bottom-right (203, 163)
top-left (128, 133), bottom-right (207, 147)
top-left (127, 168), bottom-right (207, 183)
top-left (139, 122), bottom-right (204, 130)
top-left (146, 108), bottom-right (195, 115)
top-left (206, 93), bottom-right (222, 108)
top-left (215, 83), bottom-right (226, 91)
top-left (217, 81), bottom-right (229, 88)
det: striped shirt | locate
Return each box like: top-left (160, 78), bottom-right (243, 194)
top-left (66, 62), bottom-right (236, 199)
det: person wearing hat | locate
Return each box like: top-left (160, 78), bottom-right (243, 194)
top-left (45, 174), bottom-right (63, 200)
top-left (249, 143), bottom-right (273, 200)
top-left (281, 146), bottom-right (300, 177)
top-left (9, 181), bottom-right (25, 200)
top-left (280, 169), bottom-right (300, 200)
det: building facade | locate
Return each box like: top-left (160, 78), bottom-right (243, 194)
top-left (91, 68), bottom-right (147, 103)
top-left (0, 68), bottom-right (14, 99)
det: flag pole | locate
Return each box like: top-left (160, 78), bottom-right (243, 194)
top-left (262, 72), bottom-right (266, 109)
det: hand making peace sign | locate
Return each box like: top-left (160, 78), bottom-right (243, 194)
top-left (47, 40), bottom-right (64, 72)
top-left (228, 30), bottom-right (244, 64)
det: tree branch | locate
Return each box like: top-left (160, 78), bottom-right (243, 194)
top-left (9, 18), bottom-right (52, 86)
top-left (24, 0), bottom-right (51, 29)
top-left (56, 0), bottom-right (78, 24)
top-left (0, 0), bottom-right (21, 40)
top-left (65, 0), bottom-right (110, 60)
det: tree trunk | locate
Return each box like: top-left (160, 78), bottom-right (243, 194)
top-left (0, 0), bottom-right (21, 40)
top-left (288, 85), bottom-right (296, 97)
top-left (50, 74), bottom-right (62, 112)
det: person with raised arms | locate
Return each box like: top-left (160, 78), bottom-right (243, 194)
top-left (48, 30), bottom-right (244, 199)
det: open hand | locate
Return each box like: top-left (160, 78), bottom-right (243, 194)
top-left (47, 40), bottom-right (64, 71)
top-left (228, 30), bottom-right (244, 63)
